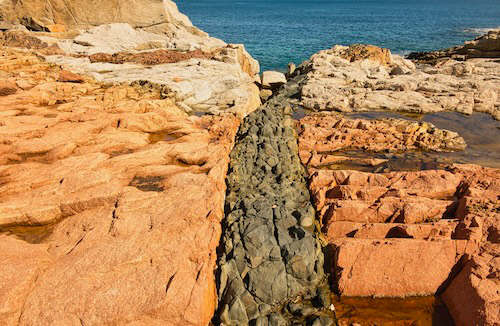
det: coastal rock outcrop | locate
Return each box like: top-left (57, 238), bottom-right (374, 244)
top-left (297, 111), bottom-right (499, 324)
top-left (0, 0), bottom-right (192, 32)
top-left (215, 89), bottom-right (333, 325)
top-left (0, 46), bottom-right (241, 325)
top-left (291, 43), bottom-right (500, 120)
top-left (408, 30), bottom-right (500, 63)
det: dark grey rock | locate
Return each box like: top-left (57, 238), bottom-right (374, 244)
top-left (215, 90), bottom-right (332, 324)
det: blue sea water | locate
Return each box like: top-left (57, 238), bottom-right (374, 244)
top-left (176, 0), bottom-right (500, 71)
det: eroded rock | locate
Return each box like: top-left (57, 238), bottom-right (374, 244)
top-left (292, 43), bottom-right (500, 120)
top-left (215, 88), bottom-right (332, 324)
top-left (0, 46), bottom-right (240, 325)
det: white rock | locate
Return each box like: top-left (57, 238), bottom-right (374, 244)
top-left (261, 71), bottom-right (287, 89)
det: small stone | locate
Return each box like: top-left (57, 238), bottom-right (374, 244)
top-left (300, 215), bottom-right (313, 227)
top-left (329, 304), bottom-right (335, 311)
top-left (260, 89), bottom-right (273, 101)
top-left (262, 71), bottom-right (287, 89)
top-left (57, 70), bottom-right (84, 83)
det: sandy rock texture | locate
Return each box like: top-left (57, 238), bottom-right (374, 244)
top-left (292, 43), bottom-right (500, 120)
top-left (215, 87), bottom-right (333, 325)
top-left (0, 0), bottom-right (191, 31)
top-left (298, 112), bottom-right (499, 324)
top-left (0, 46), bottom-right (241, 325)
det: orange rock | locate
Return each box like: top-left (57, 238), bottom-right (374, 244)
top-left (331, 238), bottom-right (469, 297)
top-left (57, 70), bottom-right (85, 83)
top-left (47, 24), bottom-right (66, 33)
top-left (441, 244), bottom-right (500, 326)
top-left (0, 47), bottom-right (240, 325)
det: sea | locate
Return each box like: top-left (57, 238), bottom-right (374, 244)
top-left (176, 0), bottom-right (500, 71)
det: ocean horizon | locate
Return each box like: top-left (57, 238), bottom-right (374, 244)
top-left (177, 0), bottom-right (500, 71)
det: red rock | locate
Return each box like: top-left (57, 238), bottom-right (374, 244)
top-left (331, 238), bottom-right (469, 297)
top-left (441, 244), bottom-right (500, 326)
top-left (0, 47), bottom-right (240, 325)
top-left (57, 70), bottom-right (85, 83)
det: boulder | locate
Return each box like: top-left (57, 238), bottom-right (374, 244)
top-left (261, 70), bottom-right (287, 89)
top-left (331, 238), bottom-right (468, 297)
top-left (441, 244), bottom-right (500, 326)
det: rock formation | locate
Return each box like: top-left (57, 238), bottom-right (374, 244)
top-left (297, 112), bottom-right (499, 325)
top-left (408, 30), bottom-right (500, 63)
top-left (215, 88), bottom-right (334, 325)
top-left (0, 45), bottom-right (242, 325)
top-left (289, 43), bottom-right (500, 120)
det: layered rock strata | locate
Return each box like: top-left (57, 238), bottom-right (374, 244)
top-left (215, 92), bottom-right (333, 325)
top-left (298, 113), bottom-right (499, 324)
top-left (0, 45), bottom-right (240, 325)
top-left (289, 43), bottom-right (500, 120)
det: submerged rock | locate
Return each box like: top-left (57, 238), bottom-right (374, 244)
top-left (215, 90), bottom-right (332, 324)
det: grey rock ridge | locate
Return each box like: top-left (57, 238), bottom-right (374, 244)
top-left (215, 86), bottom-right (334, 325)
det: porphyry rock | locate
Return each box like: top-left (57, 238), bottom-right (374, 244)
top-left (0, 46), bottom-right (240, 325)
top-left (441, 243), bottom-right (500, 326)
top-left (57, 70), bottom-right (84, 83)
top-left (215, 91), bottom-right (332, 324)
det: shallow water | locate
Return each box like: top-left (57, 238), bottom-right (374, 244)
top-left (177, 0), bottom-right (500, 71)
top-left (347, 111), bottom-right (500, 169)
top-left (333, 296), bottom-right (454, 326)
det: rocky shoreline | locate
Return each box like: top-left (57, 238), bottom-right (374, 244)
top-left (0, 1), bottom-right (499, 326)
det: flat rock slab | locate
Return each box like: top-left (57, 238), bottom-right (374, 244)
top-left (331, 238), bottom-right (469, 297)
top-left (0, 46), bottom-right (240, 325)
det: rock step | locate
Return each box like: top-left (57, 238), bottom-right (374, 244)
top-left (329, 238), bottom-right (478, 298)
top-left (325, 220), bottom-right (460, 241)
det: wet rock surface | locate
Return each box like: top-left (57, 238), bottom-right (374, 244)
top-left (298, 107), bottom-right (499, 324)
top-left (215, 90), bottom-right (333, 324)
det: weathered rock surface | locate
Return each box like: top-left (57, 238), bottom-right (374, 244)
top-left (261, 70), bottom-right (287, 89)
top-left (0, 46), bottom-right (240, 325)
top-left (298, 110), bottom-right (499, 324)
top-left (0, 0), bottom-right (192, 31)
top-left (1, 28), bottom-right (260, 118)
top-left (442, 243), bottom-right (499, 326)
top-left (292, 43), bottom-right (500, 120)
top-left (298, 113), bottom-right (466, 171)
top-left (215, 89), bottom-right (333, 324)
top-left (408, 30), bottom-right (500, 63)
